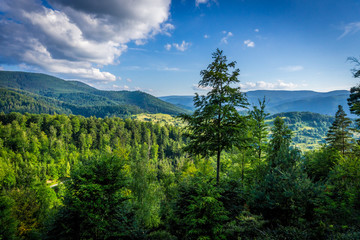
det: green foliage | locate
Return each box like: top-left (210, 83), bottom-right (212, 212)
top-left (0, 194), bottom-right (17, 240)
top-left (267, 116), bottom-right (293, 168)
top-left (317, 156), bottom-right (360, 231)
top-left (180, 49), bottom-right (248, 183)
top-left (223, 211), bottom-right (268, 240)
top-left (0, 107), bottom-right (359, 239)
top-left (0, 112), bottom-right (186, 238)
top-left (304, 147), bottom-right (341, 181)
top-left (251, 117), bottom-right (324, 235)
top-left (47, 154), bottom-right (141, 240)
top-left (171, 174), bottom-right (229, 240)
top-left (347, 57), bottom-right (360, 128)
top-left (326, 105), bottom-right (353, 155)
top-left (250, 97), bottom-right (269, 161)
top-left (0, 70), bottom-right (188, 117)
top-left (268, 111), bottom-right (337, 151)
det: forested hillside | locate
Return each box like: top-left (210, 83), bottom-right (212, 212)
top-left (133, 112), bottom-right (340, 151)
top-left (0, 111), bottom-right (359, 239)
top-left (267, 112), bottom-right (336, 150)
top-left (1, 50), bottom-right (360, 240)
top-left (0, 71), bottom-right (188, 117)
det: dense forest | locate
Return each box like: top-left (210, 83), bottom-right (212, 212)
top-left (0, 107), bottom-right (359, 239)
top-left (0, 71), bottom-right (188, 117)
top-left (1, 50), bottom-right (360, 240)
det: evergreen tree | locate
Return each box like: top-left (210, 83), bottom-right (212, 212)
top-left (326, 105), bottom-right (353, 155)
top-left (180, 49), bottom-right (248, 184)
top-left (250, 97), bottom-right (269, 162)
top-left (46, 154), bottom-right (140, 239)
top-left (268, 116), bottom-right (293, 168)
top-left (347, 57), bottom-right (360, 128)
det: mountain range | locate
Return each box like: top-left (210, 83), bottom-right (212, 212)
top-left (0, 70), bottom-right (354, 118)
top-left (160, 89), bottom-right (352, 117)
top-left (0, 71), bottom-right (188, 117)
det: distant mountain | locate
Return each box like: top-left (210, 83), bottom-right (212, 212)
top-left (159, 95), bottom-right (194, 111)
top-left (159, 90), bottom-right (352, 116)
top-left (0, 71), bottom-right (188, 117)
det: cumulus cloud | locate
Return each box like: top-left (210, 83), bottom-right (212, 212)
top-left (244, 39), bottom-right (255, 47)
top-left (338, 22), bottom-right (360, 39)
top-left (221, 31), bottom-right (233, 44)
top-left (164, 43), bottom-right (172, 51)
top-left (254, 29), bottom-right (259, 32)
top-left (0, 0), bottom-right (171, 82)
top-left (166, 41), bottom-right (191, 51)
top-left (240, 80), bottom-right (299, 91)
top-left (279, 65), bottom-right (304, 72)
top-left (173, 41), bottom-right (191, 51)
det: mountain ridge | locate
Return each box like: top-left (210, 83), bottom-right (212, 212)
top-left (160, 89), bottom-right (352, 116)
top-left (0, 70), bottom-right (189, 117)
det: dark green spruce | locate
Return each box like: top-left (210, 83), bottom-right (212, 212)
top-left (180, 49), bottom-right (248, 184)
top-left (326, 105), bottom-right (353, 155)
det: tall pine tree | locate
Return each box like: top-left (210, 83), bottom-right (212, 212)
top-left (326, 105), bottom-right (353, 155)
top-left (250, 97), bottom-right (269, 162)
top-left (180, 49), bottom-right (248, 184)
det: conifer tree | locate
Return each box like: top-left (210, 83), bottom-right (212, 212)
top-left (268, 116), bottom-right (293, 168)
top-left (326, 105), bottom-right (353, 155)
top-left (180, 49), bottom-right (248, 184)
top-left (347, 57), bottom-right (360, 127)
top-left (250, 98), bottom-right (269, 162)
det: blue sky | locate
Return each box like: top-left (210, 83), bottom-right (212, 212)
top-left (0, 0), bottom-right (360, 96)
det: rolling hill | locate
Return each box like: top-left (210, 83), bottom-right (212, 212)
top-left (159, 90), bottom-right (352, 116)
top-left (0, 71), bottom-right (188, 117)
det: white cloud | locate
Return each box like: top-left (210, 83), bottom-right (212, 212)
top-left (195, 0), bottom-right (216, 7)
top-left (111, 84), bottom-right (132, 90)
top-left (196, 0), bottom-right (208, 6)
top-left (135, 86), bottom-right (153, 93)
top-left (192, 84), bottom-right (213, 91)
top-left (172, 41), bottom-right (191, 51)
top-left (279, 65), bottom-right (304, 72)
top-left (254, 29), bottom-right (259, 32)
top-left (240, 80), bottom-right (300, 91)
top-left (204, 34), bottom-right (210, 39)
top-left (0, 66), bottom-right (3, 70)
top-left (244, 39), bottom-right (255, 47)
top-left (164, 43), bottom-right (172, 51)
top-left (135, 39), bottom-right (147, 46)
top-left (161, 67), bottom-right (180, 71)
top-left (126, 78), bottom-right (132, 83)
top-left (338, 22), bottom-right (360, 39)
top-left (221, 31), bottom-right (233, 44)
top-left (0, 0), bottom-right (171, 82)
top-left (158, 23), bottom-right (175, 37)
